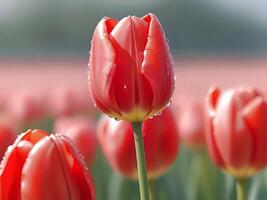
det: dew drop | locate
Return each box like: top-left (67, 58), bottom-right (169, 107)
top-left (166, 69), bottom-right (170, 76)
top-left (114, 117), bottom-right (120, 121)
top-left (123, 84), bottom-right (127, 89)
top-left (107, 115), bottom-right (121, 122)
top-left (166, 39), bottom-right (169, 45)
top-left (166, 101), bottom-right (171, 107)
top-left (155, 112), bottom-right (162, 117)
top-left (149, 111), bottom-right (163, 119)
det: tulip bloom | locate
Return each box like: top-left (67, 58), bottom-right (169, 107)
top-left (54, 116), bottom-right (98, 166)
top-left (175, 99), bottom-right (206, 148)
top-left (97, 108), bottom-right (179, 179)
top-left (0, 129), bottom-right (95, 200)
top-left (89, 13), bottom-right (174, 121)
top-left (206, 87), bottom-right (267, 178)
top-left (0, 120), bottom-right (16, 158)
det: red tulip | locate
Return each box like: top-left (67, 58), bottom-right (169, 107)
top-left (175, 98), bottom-right (206, 148)
top-left (0, 129), bottom-right (95, 200)
top-left (97, 108), bottom-right (179, 179)
top-left (54, 116), bottom-right (98, 166)
top-left (206, 87), bottom-right (267, 178)
top-left (89, 13), bottom-right (174, 121)
top-left (0, 119), bottom-right (16, 159)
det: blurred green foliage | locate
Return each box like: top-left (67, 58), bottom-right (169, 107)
top-left (1, 0), bottom-right (267, 57)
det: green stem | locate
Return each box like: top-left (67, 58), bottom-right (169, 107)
top-left (236, 178), bottom-right (248, 200)
top-left (149, 179), bottom-right (155, 200)
top-left (132, 122), bottom-right (150, 200)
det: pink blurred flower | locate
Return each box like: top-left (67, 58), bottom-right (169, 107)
top-left (0, 117), bottom-right (17, 159)
top-left (173, 98), bottom-right (206, 149)
top-left (48, 86), bottom-right (95, 117)
top-left (54, 116), bottom-right (98, 166)
top-left (4, 91), bottom-right (46, 123)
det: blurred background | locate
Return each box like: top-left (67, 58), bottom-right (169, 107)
top-left (1, 0), bottom-right (267, 57)
top-left (1, 0), bottom-right (267, 199)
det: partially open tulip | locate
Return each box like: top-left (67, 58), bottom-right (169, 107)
top-left (97, 108), bottom-right (179, 179)
top-left (0, 129), bottom-right (95, 200)
top-left (0, 119), bottom-right (16, 159)
top-left (175, 98), bottom-right (206, 149)
top-left (206, 87), bottom-right (267, 178)
top-left (54, 116), bottom-right (98, 166)
top-left (89, 13), bottom-right (174, 122)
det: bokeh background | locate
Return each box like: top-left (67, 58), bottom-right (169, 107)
top-left (1, 0), bottom-right (267, 57)
top-left (1, 0), bottom-right (267, 199)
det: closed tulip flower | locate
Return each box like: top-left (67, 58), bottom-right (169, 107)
top-left (54, 116), bottom-right (98, 166)
top-left (206, 87), bottom-right (267, 178)
top-left (97, 108), bottom-right (179, 179)
top-left (175, 99), bottom-right (206, 149)
top-left (89, 13), bottom-right (174, 122)
top-left (0, 119), bottom-right (16, 159)
top-left (0, 129), bottom-right (95, 200)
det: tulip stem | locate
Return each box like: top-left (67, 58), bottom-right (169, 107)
top-left (149, 179), bottom-right (155, 200)
top-left (236, 178), bottom-right (248, 200)
top-left (132, 122), bottom-right (150, 200)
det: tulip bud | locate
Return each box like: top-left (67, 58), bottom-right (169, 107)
top-left (54, 116), bottom-right (98, 166)
top-left (0, 119), bottom-right (16, 159)
top-left (205, 87), bottom-right (267, 178)
top-left (0, 129), bottom-right (95, 200)
top-left (97, 108), bottom-right (179, 179)
top-left (89, 13), bottom-right (174, 122)
top-left (175, 98), bottom-right (206, 149)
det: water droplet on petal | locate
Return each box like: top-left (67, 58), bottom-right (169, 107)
top-left (166, 100), bottom-right (172, 108)
top-left (114, 117), bottom-right (120, 121)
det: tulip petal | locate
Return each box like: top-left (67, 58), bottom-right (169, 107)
top-left (21, 135), bottom-right (95, 200)
top-left (97, 108), bottom-right (178, 179)
top-left (109, 16), bottom-right (152, 113)
top-left (213, 90), bottom-right (253, 169)
top-left (207, 86), bottom-right (221, 113)
top-left (89, 17), bottom-right (121, 116)
top-left (141, 13), bottom-right (174, 116)
top-left (243, 97), bottom-right (267, 170)
top-left (110, 16), bottom-right (148, 61)
top-left (0, 130), bottom-right (47, 200)
top-left (206, 118), bottom-right (225, 167)
top-left (143, 108), bottom-right (179, 174)
top-left (97, 116), bottom-right (137, 177)
top-left (0, 123), bottom-right (16, 158)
